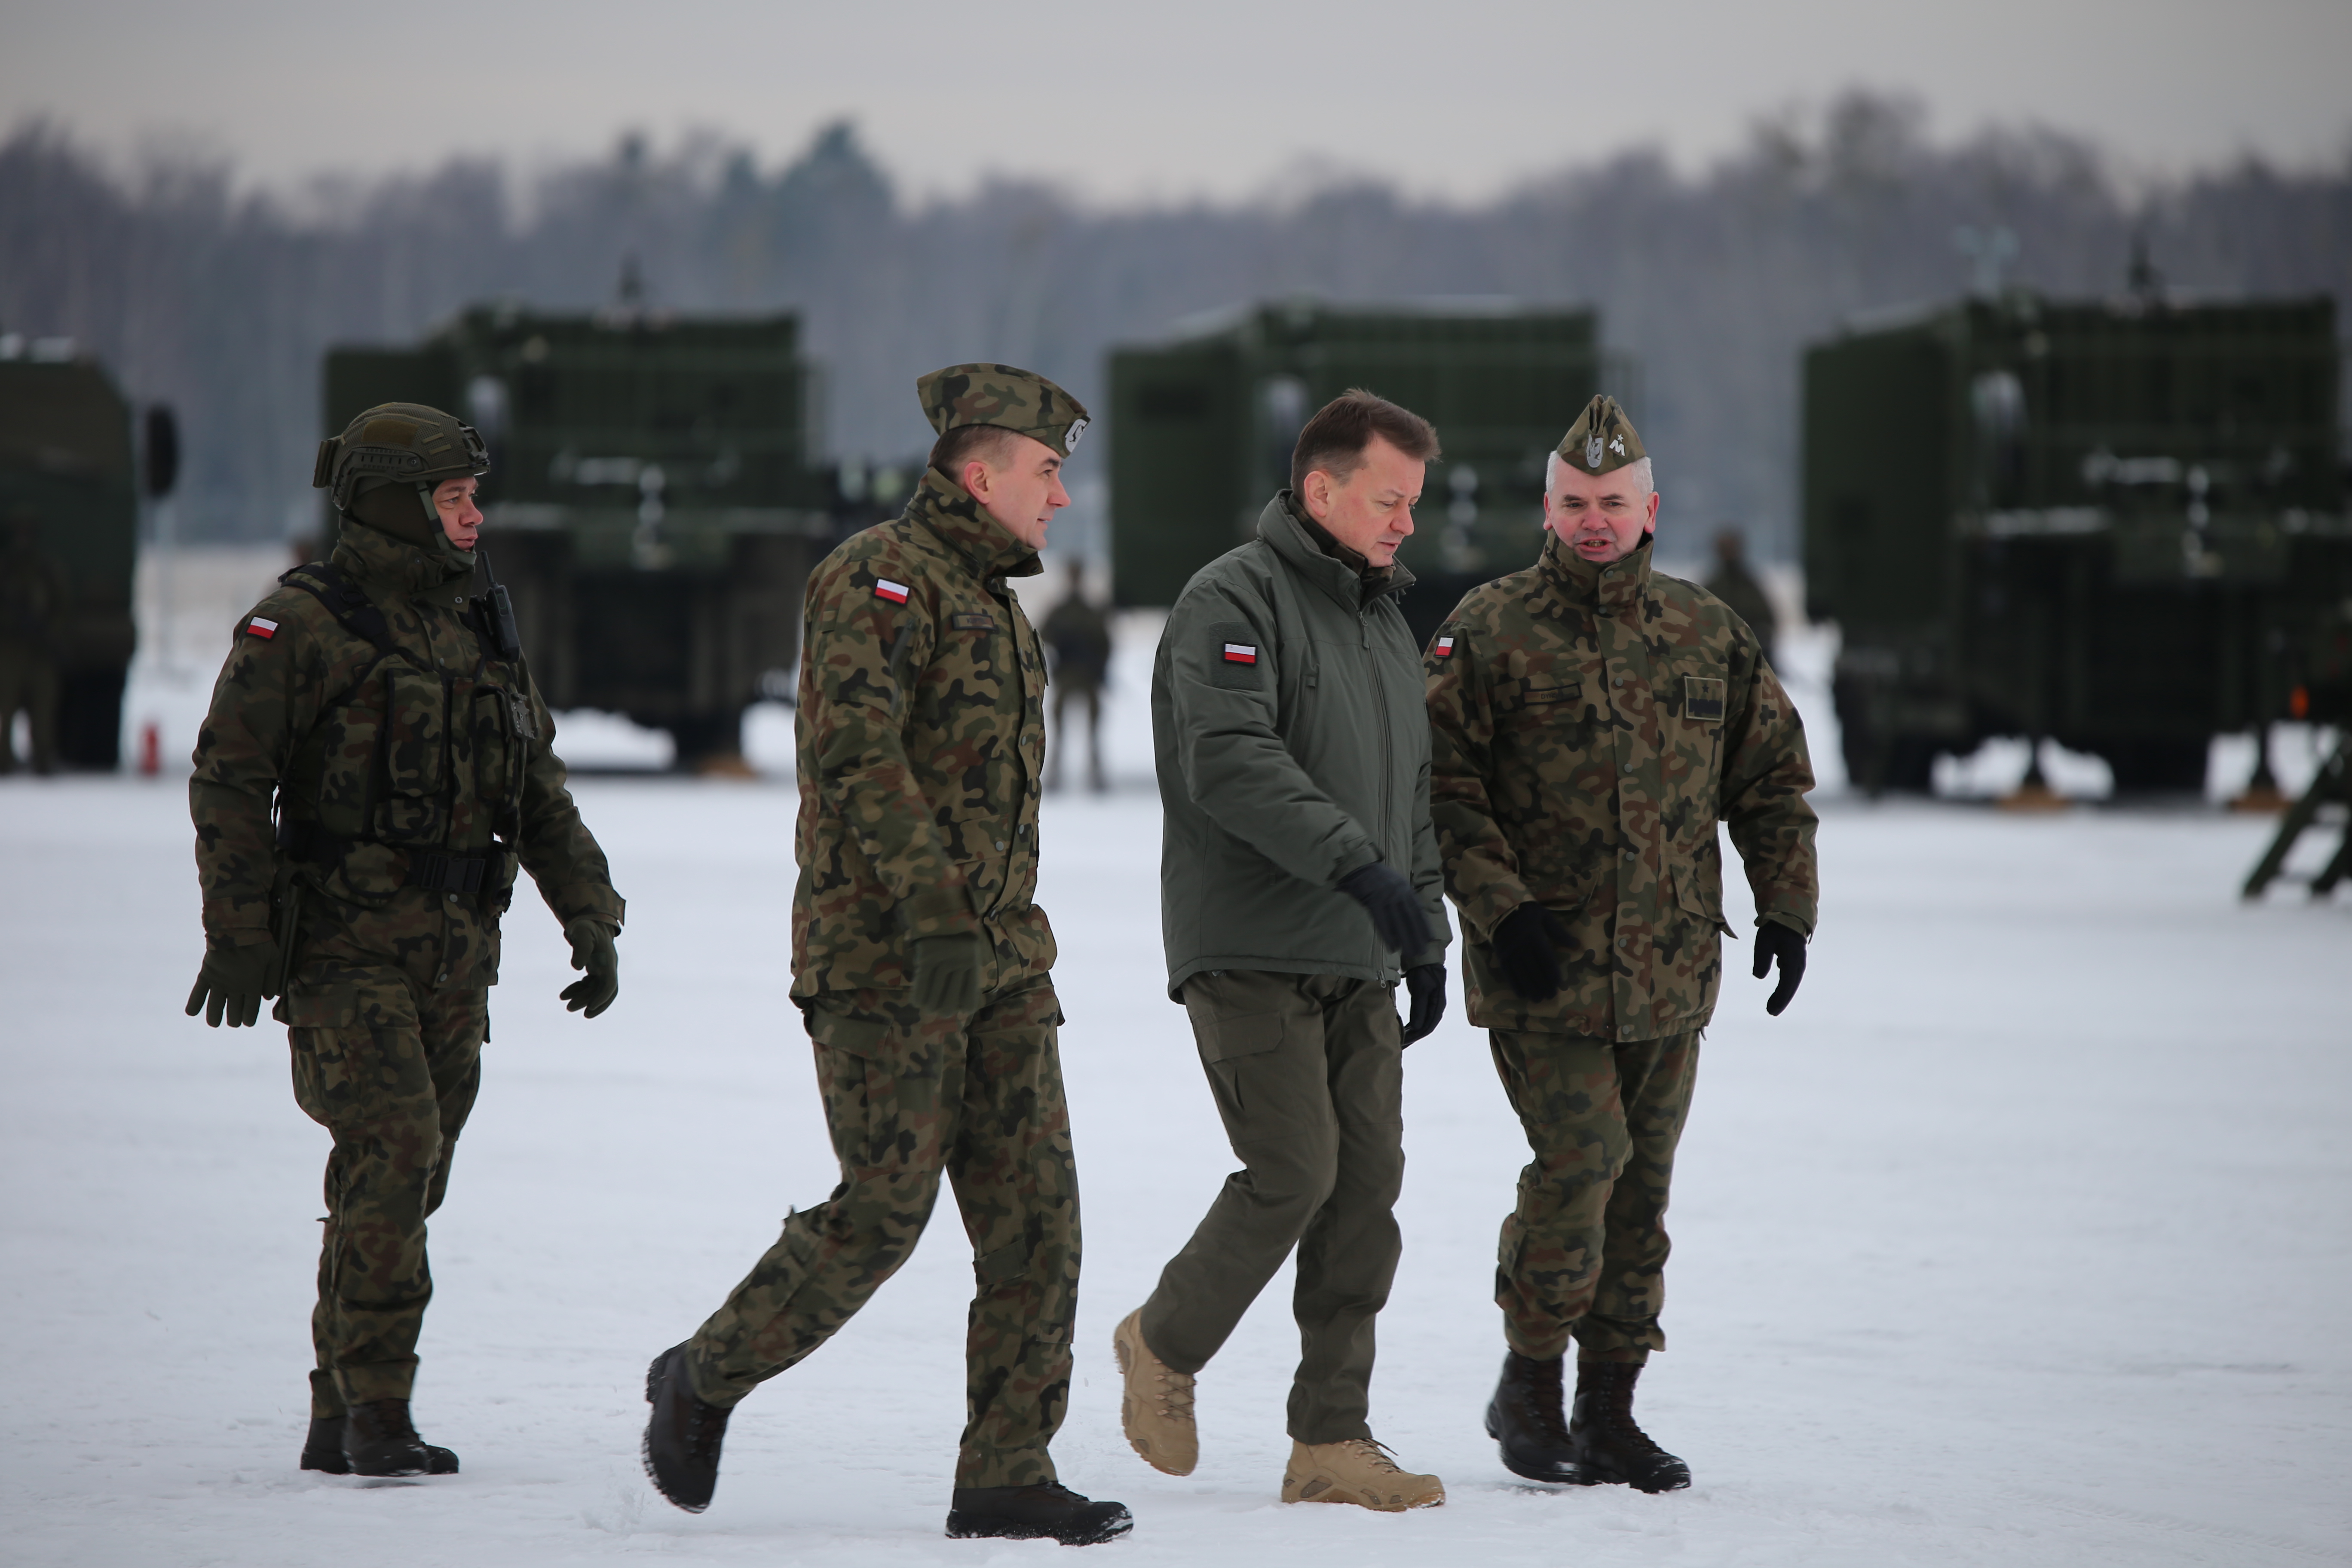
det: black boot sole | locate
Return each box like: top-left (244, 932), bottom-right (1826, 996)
top-left (944, 1509), bottom-right (1135, 1546)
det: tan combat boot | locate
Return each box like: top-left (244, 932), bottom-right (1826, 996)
top-left (1281, 1438), bottom-right (1445, 1511)
top-left (1112, 1310), bottom-right (1197, 1476)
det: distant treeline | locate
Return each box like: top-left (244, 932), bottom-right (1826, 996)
top-left (2, 94), bottom-right (2346, 555)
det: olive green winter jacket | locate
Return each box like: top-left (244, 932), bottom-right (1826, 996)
top-left (1152, 493), bottom-right (1450, 999)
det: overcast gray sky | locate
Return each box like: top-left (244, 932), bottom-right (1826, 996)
top-left (6, 0), bottom-right (2347, 200)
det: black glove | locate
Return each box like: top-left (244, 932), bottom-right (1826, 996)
top-left (1490, 902), bottom-right (1569, 1002)
top-left (1400, 963), bottom-right (1447, 1046)
top-left (184, 938), bottom-right (281, 1029)
top-left (910, 931), bottom-right (984, 1017)
top-left (561, 918), bottom-right (621, 1018)
top-left (1336, 861), bottom-right (1433, 956)
top-left (1753, 921), bottom-right (1807, 1016)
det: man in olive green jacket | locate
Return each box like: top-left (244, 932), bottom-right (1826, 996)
top-left (1113, 391), bottom-right (1451, 1514)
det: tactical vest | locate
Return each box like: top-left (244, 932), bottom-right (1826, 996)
top-left (273, 560), bottom-right (539, 911)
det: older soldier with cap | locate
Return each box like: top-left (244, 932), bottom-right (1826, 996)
top-left (641, 364), bottom-right (1130, 1547)
top-left (186, 402), bottom-right (626, 1478)
top-left (1424, 396), bottom-right (1818, 1493)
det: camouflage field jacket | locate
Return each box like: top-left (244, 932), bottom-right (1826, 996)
top-left (790, 468), bottom-right (1052, 997)
top-left (190, 521), bottom-right (622, 997)
top-left (1425, 530), bottom-right (1817, 1040)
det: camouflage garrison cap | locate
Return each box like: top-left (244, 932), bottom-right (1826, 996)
top-left (916, 364), bottom-right (1092, 459)
top-left (1556, 394), bottom-right (1645, 476)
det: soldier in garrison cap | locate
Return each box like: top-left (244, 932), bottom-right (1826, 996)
top-left (186, 402), bottom-right (625, 1479)
top-left (641, 364), bottom-right (1131, 1548)
top-left (1424, 394), bottom-right (1819, 1494)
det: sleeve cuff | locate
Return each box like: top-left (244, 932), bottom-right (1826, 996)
top-left (1757, 909), bottom-right (1813, 940)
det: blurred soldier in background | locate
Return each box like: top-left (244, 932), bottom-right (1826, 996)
top-left (641, 365), bottom-right (1131, 1548)
top-left (0, 509), bottom-right (66, 774)
top-left (1117, 389), bottom-right (1451, 1514)
top-left (1425, 396), bottom-right (1817, 1495)
top-left (1041, 559), bottom-right (1112, 792)
top-left (185, 404), bottom-right (625, 1478)
top-left (1702, 527), bottom-right (1779, 665)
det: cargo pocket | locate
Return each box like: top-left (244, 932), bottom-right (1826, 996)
top-left (1189, 1008), bottom-right (1283, 1114)
top-left (1669, 854), bottom-right (1731, 938)
top-left (808, 1010), bottom-right (916, 1171)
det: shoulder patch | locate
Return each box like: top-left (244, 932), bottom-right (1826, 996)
top-left (246, 616), bottom-right (279, 640)
top-left (874, 578), bottom-right (910, 604)
top-left (1221, 640), bottom-right (1258, 665)
top-left (1432, 633), bottom-right (1455, 658)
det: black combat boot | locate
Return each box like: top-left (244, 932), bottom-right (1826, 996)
top-left (1485, 1351), bottom-right (1589, 1484)
top-left (946, 1483), bottom-right (1135, 1545)
top-left (302, 1415), bottom-right (457, 1475)
top-left (1568, 1360), bottom-right (1691, 1493)
top-left (642, 1342), bottom-right (732, 1513)
top-left (341, 1399), bottom-right (432, 1477)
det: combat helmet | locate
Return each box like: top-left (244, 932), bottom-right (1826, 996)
top-left (313, 403), bottom-right (490, 540)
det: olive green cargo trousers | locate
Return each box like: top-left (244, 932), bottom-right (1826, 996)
top-left (286, 969), bottom-right (486, 1415)
top-left (1139, 970), bottom-right (1405, 1445)
top-left (1490, 1027), bottom-right (1702, 1364)
top-left (686, 977), bottom-right (1079, 1489)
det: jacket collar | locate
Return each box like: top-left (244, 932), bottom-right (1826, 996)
top-left (908, 467), bottom-right (1044, 582)
top-left (1536, 526), bottom-right (1651, 617)
top-left (334, 516), bottom-right (476, 597)
top-left (1259, 491), bottom-right (1415, 612)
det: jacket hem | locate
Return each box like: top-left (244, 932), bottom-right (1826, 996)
top-left (1166, 953), bottom-right (1398, 1002)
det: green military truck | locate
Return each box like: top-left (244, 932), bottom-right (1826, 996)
top-left (325, 304), bottom-right (833, 765)
top-left (1109, 301), bottom-right (1612, 642)
top-left (1803, 290), bottom-right (2350, 793)
top-left (0, 346), bottom-right (153, 770)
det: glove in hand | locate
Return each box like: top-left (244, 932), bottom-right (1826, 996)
top-left (1491, 903), bottom-right (1570, 1002)
top-left (1752, 921), bottom-right (1807, 1016)
top-left (184, 938), bottom-right (281, 1029)
top-left (561, 918), bottom-right (620, 1018)
top-left (1336, 861), bottom-right (1433, 956)
top-left (1400, 963), bottom-right (1447, 1046)
top-left (910, 931), bottom-right (984, 1018)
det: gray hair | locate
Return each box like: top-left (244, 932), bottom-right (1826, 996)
top-left (1546, 450), bottom-right (1655, 496)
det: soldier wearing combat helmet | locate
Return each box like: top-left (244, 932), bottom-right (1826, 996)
top-left (1423, 395), bottom-right (1819, 1494)
top-left (640, 364), bottom-right (1131, 1547)
top-left (186, 402), bottom-right (625, 1478)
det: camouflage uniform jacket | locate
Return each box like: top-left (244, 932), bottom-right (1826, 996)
top-left (791, 467), bottom-right (1051, 998)
top-left (190, 521), bottom-right (623, 996)
top-left (1425, 530), bottom-right (1816, 1040)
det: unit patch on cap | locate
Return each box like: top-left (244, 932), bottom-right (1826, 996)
top-left (1222, 642), bottom-right (1257, 664)
top-left (246, 616), bottom-right (279, 640)
top-left (1433, 635), bottom-right (1455, 658)
top-left (873, 578), bottom-right (910, 604)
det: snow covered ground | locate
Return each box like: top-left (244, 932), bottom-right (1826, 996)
top-left (6, 606), bottom-right (2350, 1565)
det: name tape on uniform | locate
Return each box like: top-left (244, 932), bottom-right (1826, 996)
top-left (1433, 635), bottom-right (1455, 658)
top-left (1222, 642), bottom-right (1258, 665)
top-left (873, 578), bottom-right (910, 604)
top-left (247, 616), bottom-right (279, 640)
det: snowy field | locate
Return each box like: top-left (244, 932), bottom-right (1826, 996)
top-left (4, 560), bottom-right (2348, 1565)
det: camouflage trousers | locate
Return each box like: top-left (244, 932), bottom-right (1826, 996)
top-left (1490, 1027), bottom-right (1702, 1364)
top-left (687, 976), bottom-right (1078, 1488)
top-left (1141, 970), bottom-right (1404, 1445)
top-left (285, 966), bottom-right (486, 1415)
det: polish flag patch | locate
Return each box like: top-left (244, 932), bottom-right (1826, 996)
top-left (1222, 642), bottom-right (1257, 664)
top-left (246, 616), bottom-right (279, 640)
top-left (1433, 635), bottom-right (1455, 658)
top-left (873, 578), bottom-right (910, 604)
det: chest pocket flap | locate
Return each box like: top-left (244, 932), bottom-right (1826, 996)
top-left (1684, 676), bottom-right (1726, 723)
